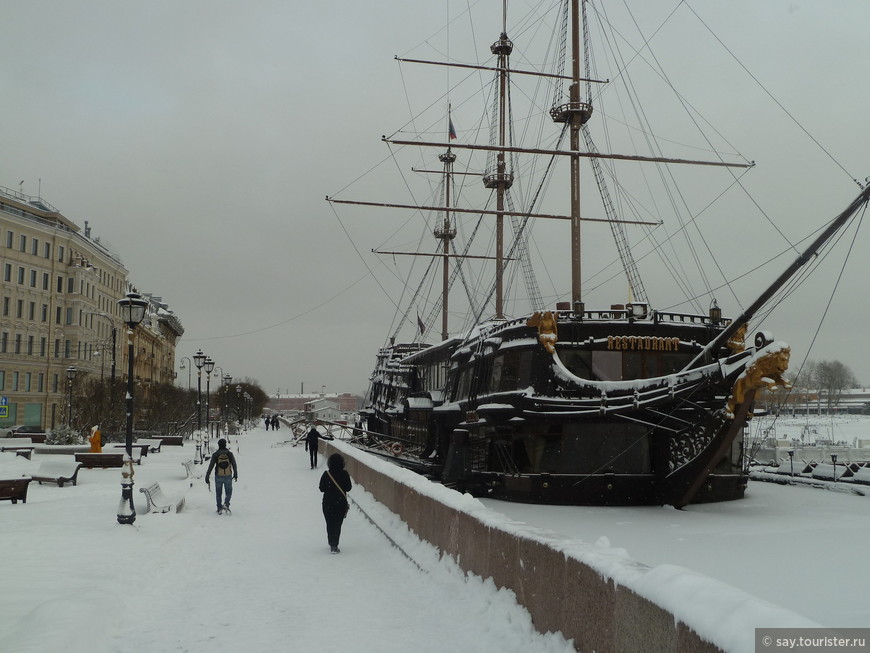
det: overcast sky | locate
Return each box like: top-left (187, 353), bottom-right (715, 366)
top-left (2, 1), bottom-right (869, 396)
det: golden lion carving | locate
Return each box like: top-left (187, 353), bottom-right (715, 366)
top-left (727, 346), bottom-right (791, 415)
top-left (527, 311), bottom-right (558, 354)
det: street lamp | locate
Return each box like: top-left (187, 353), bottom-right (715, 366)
top-left (66, 366), bottom-right (77, 427)
top-left (116, 290), bottom-right (148, 525)
top-left (831, 453), bottom-right (838, 483)
top-left (204, 357), bottom-right (215, 436)
top-left (179, 356), bottom-right (191, 391)
top-left (193, 350), bottom-right (206, 432)
top-left (236, 384), bottom-right (242, 425)
top-left (223, 373), bottom-right (232, 434)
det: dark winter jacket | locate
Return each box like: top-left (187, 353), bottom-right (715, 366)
top-left (305, 428), bottom-right (320, 452)
top-left (319, 467), bottom-right (351, 509)
top-left (205, 447), bottom-right (238, 481)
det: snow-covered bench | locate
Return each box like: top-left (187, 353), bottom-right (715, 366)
top-left (0, 476), bottom-right (32, 503)
top-left (136, 438), bottom-right (163, 453)
top-left (138, 483), bottom-right (184, 514)
top-left (33, 444), bottom-right (90, 455)
top-left (108, 443), bottom-right (150, 458)
top-left (74, 452), bottom-right (126, 468)
top-left (31, 460), bottom-right (83, 487)
top-left (182, 460), bottom-right (204, 482)
top-left (0, 438), bottom-right (35, 459)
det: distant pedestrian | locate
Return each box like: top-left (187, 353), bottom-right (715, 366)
top-left (272, 415), bottom-right (280, 430)
top-left (305, 426), bottom-right (320, 468)
top-left (264, 416), bottom-right (270, 431)
top-left (319, 452), bottom-right (352, 553)
top-left (205, 438), bottom-right (238, 514)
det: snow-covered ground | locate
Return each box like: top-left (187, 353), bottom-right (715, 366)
top-left (2, 416), bottom-right (868, 653)
top-left (0, 425), bottom-right (573, 653)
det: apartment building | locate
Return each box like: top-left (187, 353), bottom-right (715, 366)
top-left (0, 183), bottom-right (183, 430)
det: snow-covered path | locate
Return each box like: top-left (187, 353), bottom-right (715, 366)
top-left (0, 426), bottom-right (572, 653)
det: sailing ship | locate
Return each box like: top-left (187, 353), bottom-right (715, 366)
top-left (328, 1), bottom-right (870, 506)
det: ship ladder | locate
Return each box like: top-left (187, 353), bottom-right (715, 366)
top-left (492, 440), bottom-right (520, 474)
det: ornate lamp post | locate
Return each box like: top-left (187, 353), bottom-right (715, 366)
top-left (193, 349), bottom-right (206, 432)
top-left (179, 356), bottom-right (191, 391)
top-left (204, 357), bottom-right (215, 436)
top-left (222, 373), bottom-right (232, 435)
top-left (236, 384), bottom-right (242, 425)
top-left (116, 290), bottom-right (148, 525)
top-left (66, 366), bottom-right (77, 427)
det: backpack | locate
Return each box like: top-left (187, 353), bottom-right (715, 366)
top-left (216, 452), bottom-right (232, 476)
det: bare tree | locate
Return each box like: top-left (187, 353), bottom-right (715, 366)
top-left (813, 359), bottom-right (858, 410)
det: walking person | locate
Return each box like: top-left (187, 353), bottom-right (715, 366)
top-left (205, 438), bottom-right (238, 514)
top-left (264, 416), bottom-right (270, 431)
top-left (305, 425), bottom-right (321, 469)
top-left (319, 453), bottom-right (352, 553)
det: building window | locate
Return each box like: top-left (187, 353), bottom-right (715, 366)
top-left (27, 335), bottom-right (34, 355)
top-left (64, 340), bottom-right (71, 358)
top-left (15, 333), bottom-right (22, 354)
top-left (25, 372), bottom-right (31, 392)
top-left (52, 374), bottom-right (58, 392)
top-left (40, 337), bottom-right (46, 356)
top-left (58, 245), bottom-right (65, 263)
top-left (2, 297), bottom-right (8, 316)
top-left (44, 242), bottom-right (51, 259)
top-left (67, 277), bottom-right (74, 293)
top-left (42, 272), bottom-right (49, 290)
top-left (12, 371), bottom-right (19, 391)
top-left (57, 276), bottom-right (63, 292)
top-left (17, 266), bottom-right (24, 284)
top-left (54, 338), bottom-right (60, 358)
top-left (4, 263), bottom-right (10, 282)
top-left (31, 238), bottom-right (39, 255)
top-left (16, 299), bottom-right (23, 318)
top-left (28, 302), bottom-right (35, 321)
top-left (41, 304), bottom-right (48, 322)
top-left (29, 269), bottom-right (36, 287)
top-left (66, 307), bottom-right (73, 325)
top-left (55, 306), bottom-right (61, 324)
top-left (0, 370), bottom-right (4, 391)
top-left (38, 373), bottom-right (44, 392)
top-left (5, 231), bottom-right (12, 248)
top-left (1, 332), bottom-right (7, 353)
top-left (19, 234), bottom-right (26, 252)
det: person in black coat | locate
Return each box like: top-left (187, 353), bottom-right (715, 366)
top-left (305, 426), bottom-right (321, 469)
top-left (319, 453), bottom-right (352, 553)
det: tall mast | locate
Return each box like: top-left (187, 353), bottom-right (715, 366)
top-left (551, 0), bottom-right (593, 310)
top-left (484, 1), bottom-right (514, 319)
top-left (437, 111), bottom-right (458, 341)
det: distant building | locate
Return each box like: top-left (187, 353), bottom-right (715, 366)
top-left (305, 397), bottom-right (342, 423)
top-left (0, 183), bottom-right (183, 429)
top-left (268, 392), bottom-right (361, 414)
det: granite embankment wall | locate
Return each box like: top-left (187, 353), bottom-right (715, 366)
top-left (323, 440), bottom-right (814, 653)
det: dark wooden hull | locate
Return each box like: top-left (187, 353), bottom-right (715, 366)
top-left (358, 309), bottom-right (756, 506)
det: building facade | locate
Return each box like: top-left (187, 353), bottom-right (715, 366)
top-left (0, 183), bottom-right (183, 430)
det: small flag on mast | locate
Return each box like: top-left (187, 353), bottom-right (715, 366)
top-left (448, 117), bottom-right (457, 140)
top-left (417, 312), bottom-right (426, 335)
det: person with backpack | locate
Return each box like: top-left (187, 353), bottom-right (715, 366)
top-left (319, 453), bottom-right (352, 553)
top-left (205, 438), bottom-right (238, 514)
top-left (305, 425), bottom-right (321, 469)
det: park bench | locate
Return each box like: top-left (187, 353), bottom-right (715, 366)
top-left (0, 438), bottom-right (35, 459)
top-left (11, 432), bottom-right (47, 443)
top-left (157, 435), bottom-right (184, 446)
top-left (135, 438), bottom-right (163, 453)
top-left (138, 482), bottom-right (185, 514)
top-left (0, 476), bottom-right (33, 503)
top-left (182, 460), bottom-right (204, 482)
top-left (108, 443), bottom-right (150, 458)
top-left (33, 444), bottom-right (90, 455)
top-left (31, 460), bottom-right (83, 487)
top-left (74, 452), bottom-right (126, 468)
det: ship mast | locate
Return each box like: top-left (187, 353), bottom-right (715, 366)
top-left (483, 1), bottom-right (514, 320)
top-left (436, 111), bottom-right (458, 341)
